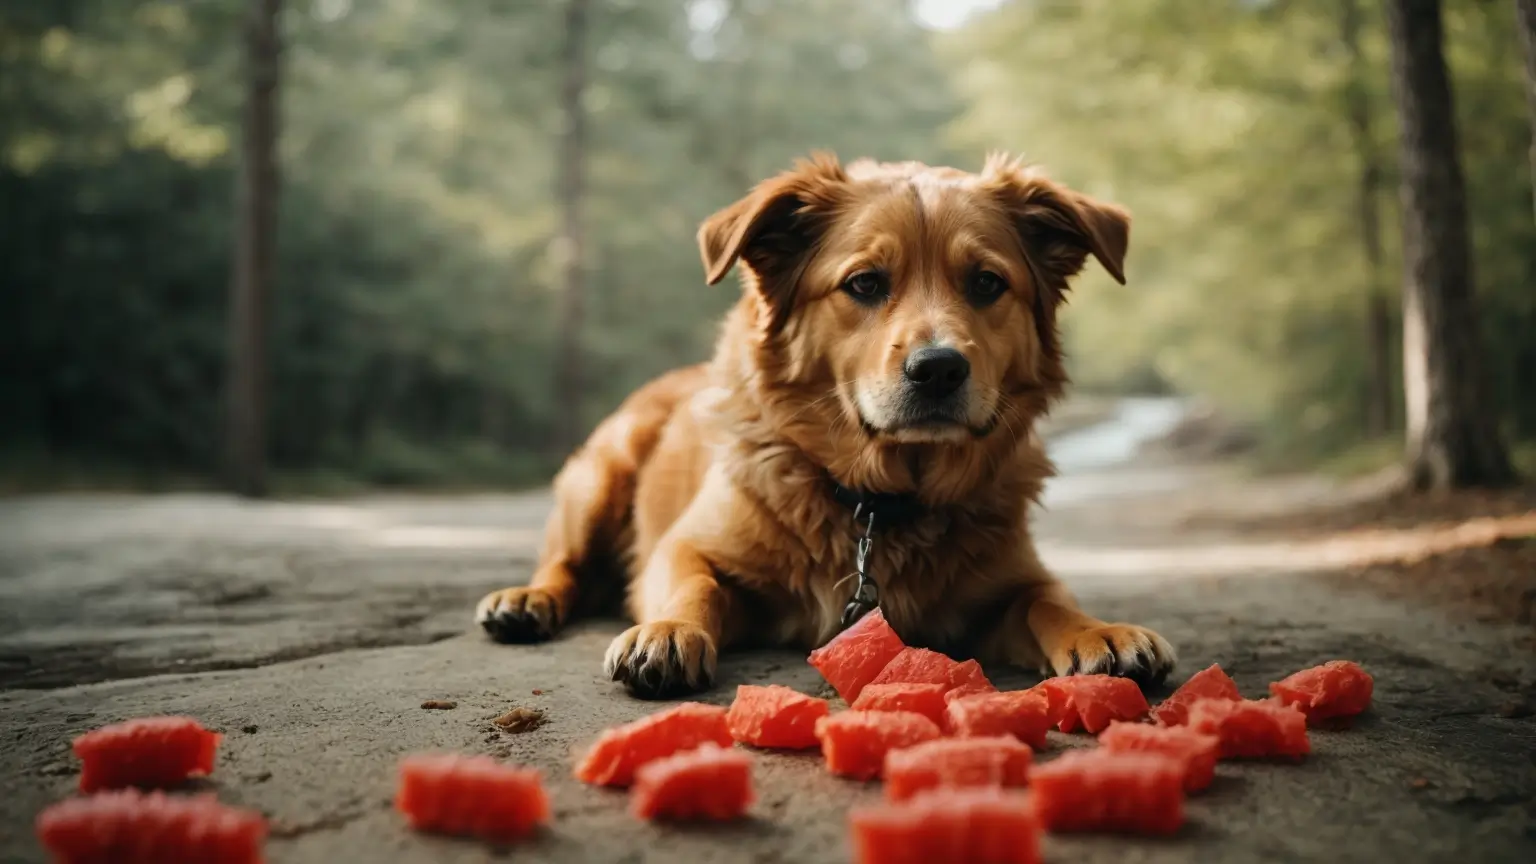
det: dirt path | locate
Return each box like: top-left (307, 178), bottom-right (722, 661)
top-left (2, 416), bottom-right (1534, 862)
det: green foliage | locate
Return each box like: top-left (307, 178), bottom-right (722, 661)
top-left (7, 0), bottom-right (1531, 488)
top-left (1, 0), bottom-right (961, 486)
top-left (947, 0), bottom-right (1536, 457)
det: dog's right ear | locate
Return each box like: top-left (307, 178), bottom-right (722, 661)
top-left (697, 152), bottom-right (847, 289)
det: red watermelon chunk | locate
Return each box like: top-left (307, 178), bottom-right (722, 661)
top-left (868, 648), bottom-right (995, 700)
top-left (727, 685), bottom-right (828, 749)
top-left (884, 736), bottom-right (1032, 802)
top-left (1151, 663), bottom-right (1243, 727)
top-left (1187, 697), bottom-right (1310, 760)
top-left (397, 753), bottom-right (549, 842)
top-left (72, 716), bottom-right (221, 793)
top-left (1026, 680), bottom-right (1072, 727)
top-left (1033, 675), bottom-right (1148, 733)
top-left (852, 683), bottom-right (948, 726)
top-left (943, 690), bottom-right (1055, 749)
top-left (944, 681), bottom-right (999, 703)
top-left (808, 609), bottom-right (907, 703)
top-left (1098, 721), bottom-right (1220, 792)
top-left (850, 788), bottom-right (1042, 864)
top-left (1028, 749), bottom-right (1185, 835)
top-left (814, 710), bottom-right (942, 781)
top-left (868, 647), bottom-right (960, 689)
top-left (574, 702), bottom-right (732, 787)
top-left (36, 789), bottom-right (265, 864)
top-left (631, 743), bottom-right (754, 821)
top-left (1268, 660), bottom-right (1373, 723)
top-left (945, 659), bottom-right (997, 700)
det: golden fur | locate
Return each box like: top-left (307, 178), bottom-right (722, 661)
top-left (476, 153), bottom-right (1176, 698)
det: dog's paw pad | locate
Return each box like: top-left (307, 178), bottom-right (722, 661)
top-left (1053, 623), bottom-right (1176, 686)
top-left (603, 621), bottom-right (717, 700)
top-left (476, 587), bottom-right (563, 644)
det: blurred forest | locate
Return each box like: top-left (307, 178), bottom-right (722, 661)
top-left (3, 0), bottom-right (1533, 491)
top-left (952, 0), bottom-right (1536, 464)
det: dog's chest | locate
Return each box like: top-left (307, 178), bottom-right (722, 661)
top-left (745, 508), bottom-right (1017, 651)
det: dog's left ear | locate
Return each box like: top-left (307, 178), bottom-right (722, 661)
top-left (697, 152), bottom-right (847, 293)
top-left (983, 154), bottom-right (1130, 287)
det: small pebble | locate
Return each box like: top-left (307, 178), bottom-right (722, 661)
top-left (1495, 701), bottom-right (1531, 719)
top-left (420, 700), bottom-right (457, 711)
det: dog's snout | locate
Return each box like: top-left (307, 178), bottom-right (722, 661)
top-left (902, 346), bottom-right (970, 399)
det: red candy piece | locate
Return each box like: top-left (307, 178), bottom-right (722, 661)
top-left (575, 702), bottom-right (732, 787)
top-left (815, 710), bottom-right (942, 780)
top-left (943, 690), bottom-right (1055, 749)
top-left (883, 736), bottom-right (1032, 802)
top-left (1151, 663), bottom-right (1243, 727)
top-left (1098, 721), bottom-right (1220, 792)
top-left (631, 743), bottom-right (754, 821)
top-left (396, 753), bottom-right (550, 842)
top-left (1034, 676), bottom-right (1149, 733)
top-left (852, 683), bottom-right (948, 727)
top-left (850, 788), bottom-right (1042, 864)
top-left (727, 684), bottom-right (828, 749)
top-left (808, 608), bottom-right (907, 703)
top-left (36, 789), bottom-right (265, 864)
top-left (72, 716), bottom-right (221, 793)
top-left (1029, 749), bottom-right (1185, 835)
top-left (1268, 660), bottom-right (1373, 723)
top-left (1187, 698), bottom-right (1310, 760)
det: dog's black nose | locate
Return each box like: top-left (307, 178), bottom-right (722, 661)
top-left (902, 346), bottom-right (970, 399)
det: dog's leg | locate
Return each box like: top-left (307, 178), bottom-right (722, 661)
top-left (991, 559), bottom-right (1177, 685)
top-left (476, 425), bottom-right (639, 643)
top-left (604, 536), bottom-right (728, 699)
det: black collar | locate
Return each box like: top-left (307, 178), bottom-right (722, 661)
top-left (828, 480), bottom-right (926, 531)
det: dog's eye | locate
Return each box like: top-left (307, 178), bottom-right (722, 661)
top-left (967, 270), bottom-right (1008, 306)
top-left (841, 270), bottom-right (889, 304)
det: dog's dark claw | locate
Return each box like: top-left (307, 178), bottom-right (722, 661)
top-left (476, 587), bottom-right (561, 644)
top-left (1056, 625), bottom-right (1177, 688)
top-left (603, 622), bottom-right (718, 700)
top-left (480, 610), bottom-right (554, 644)
top-left (1102, 637), bottom-right (1122, 676)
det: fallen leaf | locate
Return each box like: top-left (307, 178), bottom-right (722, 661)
top-left (493, 707), bottom-right (546, 734)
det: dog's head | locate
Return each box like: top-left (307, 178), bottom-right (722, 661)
top-left (699, 153), bottom-right (1128, 495)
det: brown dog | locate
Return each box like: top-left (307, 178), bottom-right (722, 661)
top-left (475, 152), bottom-right (1175, 698)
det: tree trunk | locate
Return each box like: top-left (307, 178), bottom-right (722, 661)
top-left (1382, 0), bottom-right (1516, 490)
top-left (1517, 0), bottom-right (1536, 224)
top-left (225, 0), bottom-right (282, 497)
top-left (552, 0), bottom-right (591, 454)
top-left (1342, 0), bottom-right (1395, 436)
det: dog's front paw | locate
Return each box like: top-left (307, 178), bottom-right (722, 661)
top-left (1048, 623), bottom-right (1176, 686)
top-left (603, 621), bottom-right (718, 700)
top-left (476, 587), bottom-right (564, 644)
